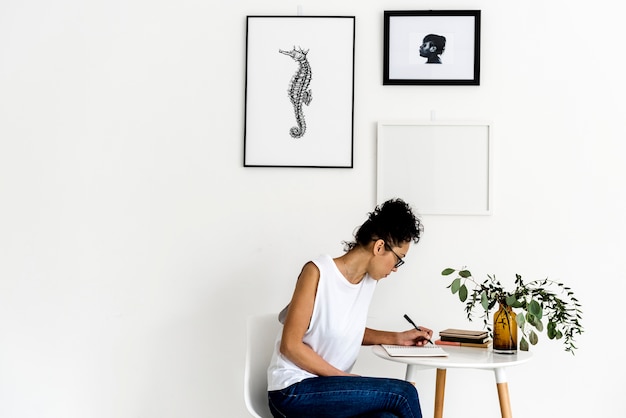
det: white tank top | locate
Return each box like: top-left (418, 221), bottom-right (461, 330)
top-left (267, 254), bottom-right (377, 391)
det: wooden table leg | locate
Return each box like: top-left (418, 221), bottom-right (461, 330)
top-left (494, 368), bottom-right (512, 418)
top-left (496, 382), bottom-right (512, 418)
top-left (434, 368), bottom-right (446, 418)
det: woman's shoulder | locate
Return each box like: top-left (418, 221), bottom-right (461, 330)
top-left (310, 254), bottom-right (334, 269)
top-left (300, 260), bottom-right (320, 275)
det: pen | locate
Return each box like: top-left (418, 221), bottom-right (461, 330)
top-left (403, 314), bottom-right (433, 345)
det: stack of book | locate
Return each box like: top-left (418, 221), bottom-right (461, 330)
top-left (435, 328), bottom-right (492, 348)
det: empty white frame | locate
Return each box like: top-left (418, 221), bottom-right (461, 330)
top-left (377, 121), bottom-right (493, 215)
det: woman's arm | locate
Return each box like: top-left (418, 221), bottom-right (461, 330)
top-left (362, 326), bottom-right (433, 346)
top-left (280, 262), bottom-right (352, 377)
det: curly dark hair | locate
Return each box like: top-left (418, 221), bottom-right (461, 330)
top-left (343, 198), bottom-right (423, 251)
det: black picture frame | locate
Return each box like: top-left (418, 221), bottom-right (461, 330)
top-left (383, 10), bottom-right (481, 85)
top-left (244, 16), bottom-right (355, 168)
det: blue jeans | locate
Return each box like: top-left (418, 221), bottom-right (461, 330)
top-left (268, 376), bottom-right (422, 418)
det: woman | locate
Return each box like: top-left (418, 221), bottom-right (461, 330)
top-left (267, 198), bottom-right (430, 418)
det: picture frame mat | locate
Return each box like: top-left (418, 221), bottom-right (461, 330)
top-left (388, 15), bottom-right (476, 79)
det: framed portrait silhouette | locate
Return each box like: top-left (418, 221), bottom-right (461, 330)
top-left (383, 10), bottom-right (481, 85)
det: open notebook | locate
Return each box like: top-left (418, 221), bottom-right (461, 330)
top-left (381, 344), bottom-right (449, 357)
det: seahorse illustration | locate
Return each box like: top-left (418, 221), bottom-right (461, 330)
top-left (279, 46), bottom-right (312, 139)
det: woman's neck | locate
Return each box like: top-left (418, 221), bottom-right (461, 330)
top-left (335, 249), bottom-right (368, 284)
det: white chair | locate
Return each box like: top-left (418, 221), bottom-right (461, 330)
top-left (244, 313), bottom-right (281, 418)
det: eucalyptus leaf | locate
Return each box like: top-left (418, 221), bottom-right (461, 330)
top-left (547, 321), bottom-right (557, 339)
top-left (451, 278), bottom-right (461, 294)
top-left (459, 270), bottom-right (471, 278)
top-left (480, 291), bottom-right (489, 311)
top-left (520, 337), bottom-right (529, 351)
top-left (505, 295), bottom-right (517, 306)
top-left (528, 300), bottom-right (542, 319)
top-left (442, 268), bottom-right (455, 276)
top-left (459, 284), bottom-right (468, 302)
top-left (529, 330), bottom-right (539, 345)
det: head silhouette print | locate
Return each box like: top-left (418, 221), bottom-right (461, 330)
top-left (419, 34), bottom-right (446, 64)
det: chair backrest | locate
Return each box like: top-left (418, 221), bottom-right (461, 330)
top-left (244, 313), bottom-right (281, 418)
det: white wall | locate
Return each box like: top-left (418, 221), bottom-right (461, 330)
top-left (1, 0), bottom-right (624, 417)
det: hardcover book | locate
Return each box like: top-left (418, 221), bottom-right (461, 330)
top-left (435, 339), bottom-right (492, 348)
top-left (440, 335), bottom-right (491, 344)
top-left (439, 328), bottom-right (489, 339)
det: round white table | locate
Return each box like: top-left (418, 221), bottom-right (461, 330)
top-left (372, 345), bottom-right (533, 418)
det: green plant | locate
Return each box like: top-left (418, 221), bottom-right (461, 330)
top-left (442, 267), bottom-right (584, 354)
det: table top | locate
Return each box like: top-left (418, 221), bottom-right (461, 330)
top-left (372, 345), bottom-right (533, 370)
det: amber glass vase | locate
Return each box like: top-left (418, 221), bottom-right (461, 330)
top-left (493, 303), bottom-right (517, 354)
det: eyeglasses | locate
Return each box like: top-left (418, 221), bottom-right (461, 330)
top-left (384, 243), bottom-right (405, 268)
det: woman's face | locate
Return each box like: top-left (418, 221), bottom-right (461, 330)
top-left (373, 240), bottom-right (411, 280)
top-left (419, 41), bottom-right (436, 57)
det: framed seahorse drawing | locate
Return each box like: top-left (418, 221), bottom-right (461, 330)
top-left (244, 16), bottom-right (355, 168)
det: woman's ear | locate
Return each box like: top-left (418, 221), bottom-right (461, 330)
top-left (373, 239), bottom-right (385, 255)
